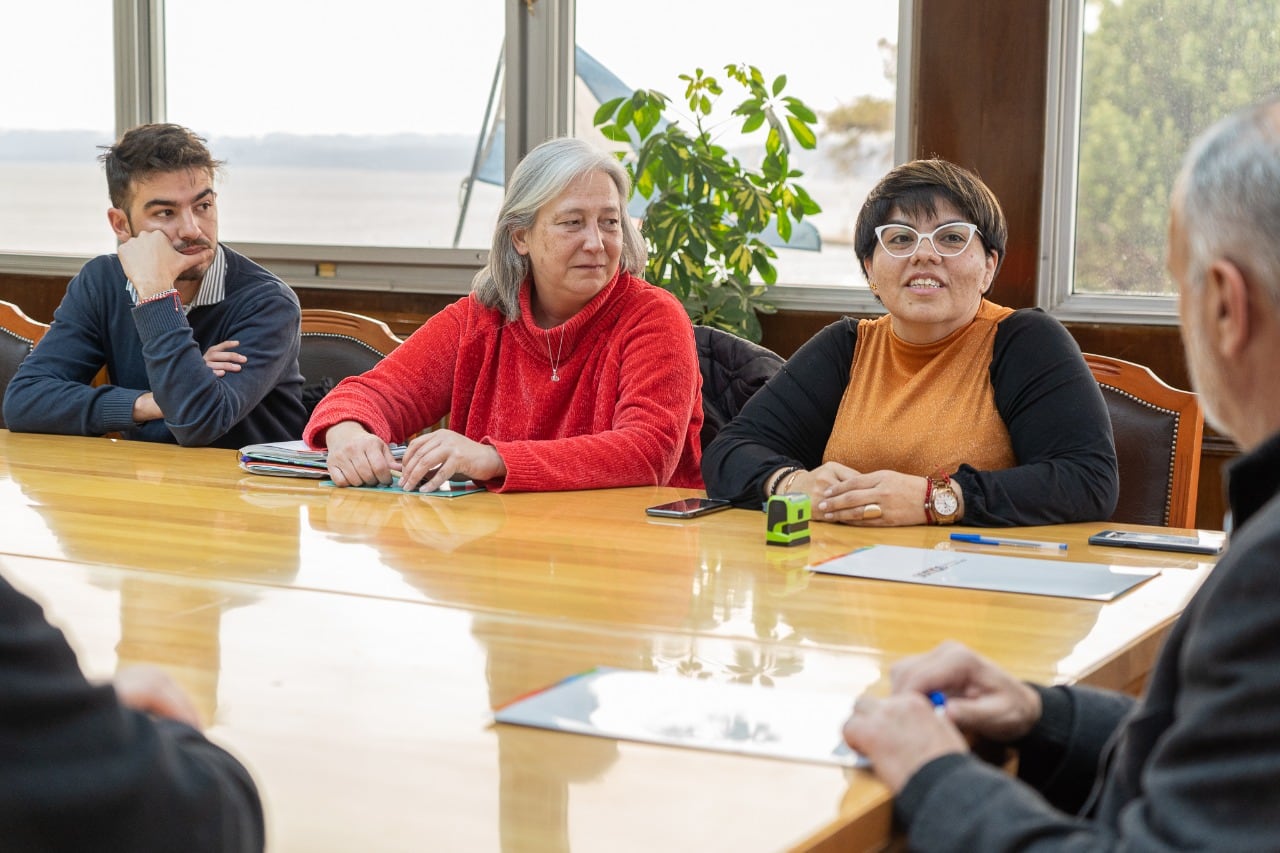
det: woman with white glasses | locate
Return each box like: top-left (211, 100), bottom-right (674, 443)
top-left (703, 159), bottom-right (1118, 527)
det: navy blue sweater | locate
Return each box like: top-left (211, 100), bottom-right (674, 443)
top-left (3, 246), bottom-right (306, 448)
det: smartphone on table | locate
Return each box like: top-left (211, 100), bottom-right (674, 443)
top-left (1088, 528), bottom-right (1225, 555)
top-left (645, 498), bottom-right (732, 519)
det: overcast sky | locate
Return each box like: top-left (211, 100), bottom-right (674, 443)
top-left (2, 1), bottom-right (900, 138)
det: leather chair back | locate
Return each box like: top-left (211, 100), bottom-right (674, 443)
top-left (694, 325), bottom-right (784, 450)
top-left (299, 310), bottom-right (402, 415)
top-left (0, 301), bottom-right (49, 430)
top-left (1085, 354), bottom-right (1204, 528)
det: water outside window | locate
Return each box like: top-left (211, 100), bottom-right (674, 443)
top-left (0, 0), bottom-right (898, 292)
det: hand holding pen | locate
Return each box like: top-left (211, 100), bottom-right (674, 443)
top-left (843, 642), bottom-right (1045, 791)
top-left (889, 641), bottom-right (1044, 744)
top-left (842, 690), bottom-right (967, 792)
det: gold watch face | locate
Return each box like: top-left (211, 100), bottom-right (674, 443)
top-left (933, 488), bottom-right (959, 518)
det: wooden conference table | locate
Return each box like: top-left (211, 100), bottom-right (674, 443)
top-left (0, 431), bottom-right (1217, 852)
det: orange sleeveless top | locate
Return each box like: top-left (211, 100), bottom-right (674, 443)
top-left (822, 300), bottom-right (1018, 477)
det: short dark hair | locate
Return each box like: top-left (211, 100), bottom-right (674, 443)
top-left (853, 158), bottom-right (1007, 280)
top-left (98, 123), bottom-right (223, 209)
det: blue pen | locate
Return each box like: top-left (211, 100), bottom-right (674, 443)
top-left (950, 533), bottom-right (1068, 552)
top-left (928, 691), bottom-right (947, 717)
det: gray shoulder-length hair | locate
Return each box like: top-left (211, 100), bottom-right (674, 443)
top-left (471, 137), bottom-right (648, 320)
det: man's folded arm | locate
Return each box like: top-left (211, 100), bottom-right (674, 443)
top-left (135, 288), bottom-right (301, 446)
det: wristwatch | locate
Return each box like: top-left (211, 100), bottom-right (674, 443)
top-left (925, 470), bottom-right (960, 525)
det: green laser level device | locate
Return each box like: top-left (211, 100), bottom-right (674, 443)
top-left (766, 493), bottom-right (811, 546)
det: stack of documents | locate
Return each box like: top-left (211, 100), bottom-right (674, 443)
top-left (238, 439), bottom-right (406, 478)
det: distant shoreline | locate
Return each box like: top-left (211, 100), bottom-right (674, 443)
top-left (0, 129), bottom-right (480, 172)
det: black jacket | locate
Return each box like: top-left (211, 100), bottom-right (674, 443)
top-left (0, 574), bottom-right (264, 852)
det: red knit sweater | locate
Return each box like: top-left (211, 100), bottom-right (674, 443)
top-left (304, 270), bottom-right (704, 492)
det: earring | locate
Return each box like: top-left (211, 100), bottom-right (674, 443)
top-left (868, 281), bottom-right (878, 292)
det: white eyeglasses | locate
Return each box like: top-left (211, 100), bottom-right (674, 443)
top-left (874, 222), bottom-right (982, 258)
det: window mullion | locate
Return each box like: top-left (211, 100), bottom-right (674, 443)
top-left (112, 0), bottom-right (165, 134)
top-left (504, 0), bottom-right (575, 178)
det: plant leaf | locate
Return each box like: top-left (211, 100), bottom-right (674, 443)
top-left (617, 98), bottom-right (635, 127)
top-left (776, 215), bottom-right (793, 243)
top-left (600, 125), bottom-right (632, 144)
top-left (740, 111), bottom-right (766, 134)
top-left (786, 115), bottom-right (818, 149)
top-left (782, 97), bottom-right (818, 124)
top-left (594, 97), bottom-right (624, 125)
top-left (632, 104), bottom-right (659, 138)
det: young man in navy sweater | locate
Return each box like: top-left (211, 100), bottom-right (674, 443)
top-left (3, 123), bottom-right (306, 448)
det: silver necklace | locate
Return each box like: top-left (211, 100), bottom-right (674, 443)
top-left (545, 326), bottom-right (565, 382)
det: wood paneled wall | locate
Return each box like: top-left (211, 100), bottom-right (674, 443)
top-left (0, 0), bottom-right (1232, 527)
top-left (912, 0), bottom-right (1051, 311)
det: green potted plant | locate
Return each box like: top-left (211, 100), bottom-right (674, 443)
top-left (594, 64), bottom-right (822, 342)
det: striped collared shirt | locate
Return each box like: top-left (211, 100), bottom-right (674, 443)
top-left (126, 243), bottom-right (227, 314)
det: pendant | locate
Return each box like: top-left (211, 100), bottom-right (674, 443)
top-left (551, 371), bottom-right (560, 382)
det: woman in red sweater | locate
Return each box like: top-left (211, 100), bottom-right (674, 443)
top-left (304, 138), bottom-right (704, 493)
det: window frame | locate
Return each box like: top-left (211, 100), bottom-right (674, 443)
top-left (1036, 0), bottom-right (1180, 326)
top-left (1, 0), bottom-right (909, 314)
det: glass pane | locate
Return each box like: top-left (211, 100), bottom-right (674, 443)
top-left (0, 2), bottom-right (116, 256)
top-left (1074, 0), bottom-right (1280, 296)
top-left (575, 0), bottom-right (899, 289)
top-left (165, 0), bottom-right (504, 249)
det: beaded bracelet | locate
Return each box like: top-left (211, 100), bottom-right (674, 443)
top-left (137, 288), bottom-right (181, 311)
top-left (769, 465), bottom-right (803, 497)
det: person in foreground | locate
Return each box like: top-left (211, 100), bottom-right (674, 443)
top-left (0, 574), bottom-right (263, 850)
top-left (2, 123), bottom-right (307, 449)
top-left (305, 137), bottom-right (702, 493)
top-left (842, 96), bottom-right (1280, 850)
top-left (702, 159), bottom-right (1117, 526)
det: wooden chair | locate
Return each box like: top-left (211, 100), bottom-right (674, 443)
top-left (298, 309), bottom-right (403, 414)
top-left (0, 300), bottom-right (50, 430)
top-left (1084, 353), bottom-right (1204, 528)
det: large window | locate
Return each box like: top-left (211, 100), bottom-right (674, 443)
top-left (0, 0), bottom-right (906, 304)
top-left (1043, 0), bottom-right (1280, 321)
top-left (165, 0), bottom-right (504, 250)
top-left (0, 3), bottom-right (116, 257)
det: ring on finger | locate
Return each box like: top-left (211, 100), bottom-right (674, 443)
top-left (862, 503), bottom-right (882, 520)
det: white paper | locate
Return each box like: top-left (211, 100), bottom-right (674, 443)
top-left (239, 440), bottom-right (407, 469)
top-left (813, 544), bottom-right (1159, 601)
top-left (495, 667), bottom-right (863, 767)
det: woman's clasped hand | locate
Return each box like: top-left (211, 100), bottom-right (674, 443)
top-left (787, 462), bottom-right (941, 526)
